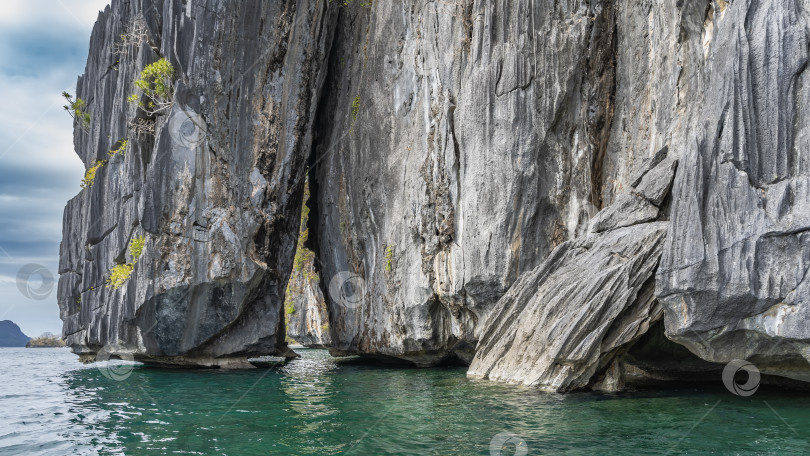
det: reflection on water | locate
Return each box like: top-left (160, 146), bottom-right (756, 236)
top-left (1, 347), bottom-right (810, 455)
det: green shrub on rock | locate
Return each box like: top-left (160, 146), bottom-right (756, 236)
top-left (129, 235), bottom-right (146, 260)
top-left (62, 92), bottom-right (91, 129)
top-left (81, 160), bottom-right (107, 189)
top-left (108, 263), bottom-right (134, 289)
top-left (128, 58), bottom-right (175, 115)
top-left (108, 139), bottom-right (128, 158)
top-left (107, 235), bottom-right (147, 289)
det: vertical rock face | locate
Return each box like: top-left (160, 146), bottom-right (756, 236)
top-left (58, 0), bottom-right (333, 365)
top-left (311, 0), bottom-right (654, 365)
top-left (308, 0), bottom-right (699, 367)
top-left (471, 0), bottom-right (810, 389)
top-left (657, 0), bottom-right (810, 382)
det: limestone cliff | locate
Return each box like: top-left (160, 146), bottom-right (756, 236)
top-left (59, 0), bottom-right (333, 366)
top-left (469, 0), bottom-right (810, 390)
top-left (59, 0), bottom-right (810, 389)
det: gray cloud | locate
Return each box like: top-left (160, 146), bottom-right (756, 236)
top-left (0, 0), bottom-right (110, 337)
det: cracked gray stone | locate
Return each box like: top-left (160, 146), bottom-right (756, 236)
top-left (589, 193), bottom-right (660, 233)
top-left (634, 158), bottom-right (678, 206)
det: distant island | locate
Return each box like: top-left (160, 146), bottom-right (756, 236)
top-left (0, 321), bottom-right (65, 347)
top-left (26, 333), bottom-right (66, 348)
top-left (0, 320), bottom-right (30, 347)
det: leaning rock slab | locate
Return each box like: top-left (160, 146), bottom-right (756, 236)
top-left (634, 158), bottom-right (678, 206)
top-left (588, 193), bottom-right (659, 233)
top-left (468, 221), bottom-right (667, 391)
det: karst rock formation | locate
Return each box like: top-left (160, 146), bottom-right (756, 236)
top-left (59, 0), bottom-right (810, 390)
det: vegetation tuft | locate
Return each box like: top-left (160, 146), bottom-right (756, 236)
top-left (128, 58), bottom-right (175, 115)
top-left (349, 95), bottom-right (361, 134)
top-left (107, 235), bottom-right (147, 289)
top-left (284, 180), bottom-right (319, 328)
top-left (108, 139), bottom-right (128, 158)
top-left (108, 263), bottom-right (135, 289)
top-left (292, 180), bottom-right (317, 280)
top-left (129, 118), bottom-right (156, 137)
top-left (62, 92), bottom-right (91, 129)
top-left (114, 17), bottom-right (148, 57)
top-left (129, 235), bottom-right (146, 260)
top-left (81, 160), bottom-right (107, 189)
top-left (385, 245), bottom-right (394, 273)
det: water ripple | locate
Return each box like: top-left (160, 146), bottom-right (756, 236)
top-left (2, 348), bottom-right (810, 455)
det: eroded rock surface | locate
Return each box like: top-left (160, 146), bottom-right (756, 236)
top-left (471, 0), bottom-right (810, 389)
top-left (468, 156), bottom-right (676, 391)
top-left (656, 0), bottom-right (810, 382)
top-left (286, 266), bottom-right (331, 348)
top-left (311, 0), bottom-right (677, 366)
top-left (468, 222), bottom-right (667, 391)
top-left (58, 0), bottom-right (332, 366)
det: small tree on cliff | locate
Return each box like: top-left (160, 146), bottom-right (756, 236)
top-left (62, 92), bottom-right (91, 130)
top-left (114, 17), bottom-right (148, 57)
top-left (127, 58), bottom-right (175, 116)
top-left (81, 160), bottom-right (107, 189)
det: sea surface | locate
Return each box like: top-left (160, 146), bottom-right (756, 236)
top-left (1, 347), bottom-right (809, 455)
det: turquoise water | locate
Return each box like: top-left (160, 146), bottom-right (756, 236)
top-left (1, 348), bottom-right (809, 455)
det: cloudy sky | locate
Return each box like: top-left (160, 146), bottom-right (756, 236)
top-left (0, 0), bottom-right (111, 337)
